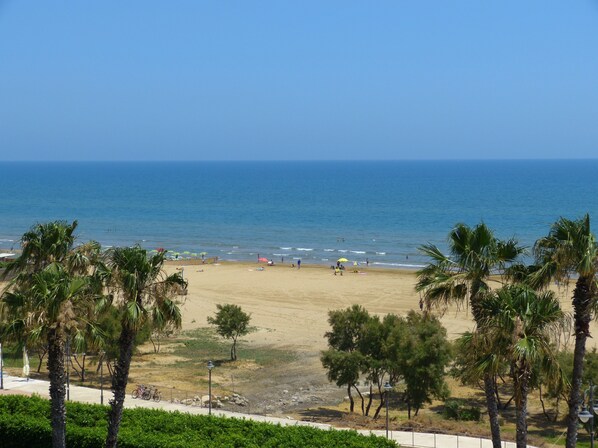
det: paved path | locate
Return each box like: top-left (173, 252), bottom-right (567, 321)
top-left (1, 374), bottom-right (530, 448)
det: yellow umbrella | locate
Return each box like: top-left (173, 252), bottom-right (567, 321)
top-left (337, 257), bottom-right (349, 263)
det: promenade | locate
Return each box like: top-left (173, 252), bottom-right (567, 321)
top-left (0, 374), bottom-right (536, 448)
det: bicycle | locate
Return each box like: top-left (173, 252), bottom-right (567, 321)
top-left (142, 386), bottom-right (153, 400)
top-left (132, 384), bottom-right (146, 399)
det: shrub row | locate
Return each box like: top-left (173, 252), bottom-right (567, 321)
top-left (0, 395), bottom-right (397, 447)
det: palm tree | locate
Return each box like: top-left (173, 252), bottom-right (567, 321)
top-left (103, 246), bottom-right (186, 448)
top-left (416, 222), bottom-right (524, 448)
top-left (3, 220), bottom-right (78, 276)
top-left (531, 214), bottom-right (598, 448)
top-left (0, 220), bottom-right (101, 448)
top-left (478, 285), bottom-right (565, 448)
top-left (2, 264), bottom-right (92, 448)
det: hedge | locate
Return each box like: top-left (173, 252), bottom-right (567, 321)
top-left (0, 395), bottom-right (397, 447)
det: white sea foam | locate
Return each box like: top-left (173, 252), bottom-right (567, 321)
top-left (296, 248), bottom-right (313, 251)
top-left (273, 253), bottom-right (289, 257)
top-left (338, 249), bottom-right (348, 253)
top-left (323, 249), bottom-right (334, 252)
top-left (376, 252), bottom-right (386, 255)
top-left (350, 250), bottom-right (366, 254)
top-left (373, 262), bottom-right (425, 269)
top-left (280, 247), bottom-right (292, 250)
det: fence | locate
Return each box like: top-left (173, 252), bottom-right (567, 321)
top-left (376, 430), bottom-right (537, 448)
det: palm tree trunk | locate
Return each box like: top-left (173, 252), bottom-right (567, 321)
top-left (565, 276), bottom-right (593, 448)
top-left (105, 326), bottom-right (136, 448)
top-left (47, 329), bottom-right (66, 448)
top-left (472, 288), bottom-right (502, 448)
top-left (515, 367), bottom-right (530, 448)
top-left (484, 374), bottom-right (502, 448)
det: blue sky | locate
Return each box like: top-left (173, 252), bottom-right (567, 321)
top-left (1, 1), bottom-right (597, 161)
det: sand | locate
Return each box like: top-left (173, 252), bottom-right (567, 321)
top-left (172, 261), bottom-right (597, 355)
top-left (1, 260), bottom-right (590, 353)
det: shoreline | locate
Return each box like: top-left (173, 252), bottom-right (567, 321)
top-left (164, 258), bottom-right (422, 275)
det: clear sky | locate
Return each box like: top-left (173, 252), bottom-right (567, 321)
top-left (1, 1), bottom-right (597, 161)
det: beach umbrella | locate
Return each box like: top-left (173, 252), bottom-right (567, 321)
top-left (199, 252), bottom-right (208, 256)
top-left (22, 348), bottom-right (30, 380)
top-left (258, 257), bottom-right (269, 262)
top-left (337, 257), bottom-right (349, 263)
top-left (183, 251), bottom-right (191, 255)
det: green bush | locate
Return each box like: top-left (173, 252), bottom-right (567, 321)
top-left (0, 395), bottom-right (396, 448)
top-left (443, 399), bottom-right (481, 422)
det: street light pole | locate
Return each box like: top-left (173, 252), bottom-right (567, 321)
top-left (580, 380), bottom-right (596, 448)
top-left (592, 382), bottom-right (595, 448)
top-left (384, 382), bottom-right (392, 439)
top-left (207, 360), bottom-right (214, 415)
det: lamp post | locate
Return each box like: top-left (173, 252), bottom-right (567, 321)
top-left (384, 382), bottom-right (392, 439)
top-left (207, 360), bottom-right (214, 415)
top-left (580, 380), bottom-right (598, 448)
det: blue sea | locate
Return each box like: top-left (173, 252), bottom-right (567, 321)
top-left (1, 160), bottom-right (597, 268)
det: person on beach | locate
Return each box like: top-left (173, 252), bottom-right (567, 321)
top-left (366, 258), bottom-right (369, 266)
top-left (297, 259), bottom-right (301, 269)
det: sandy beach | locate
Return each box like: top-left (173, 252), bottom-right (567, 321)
top-left (173, 260), bottom-right (593, 359)
top-left (177, 262), bottom-right (476, 351)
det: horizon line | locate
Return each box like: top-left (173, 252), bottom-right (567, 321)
top-left (1, 157), bottom-right (597, 163)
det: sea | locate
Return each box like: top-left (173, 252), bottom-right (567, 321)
top-left (1, 160), bottom-right (597, 269)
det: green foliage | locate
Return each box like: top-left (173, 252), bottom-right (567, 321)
top-left (583, 348), bottom-right (598, 386)
top-left (324, 305), bottom-right (371, 353)
top-left (321, 350), bottom-right (364, 388)
top-left (0, 395), bottom-right (396, 448)
top-left (322, 305), bottom-right (451, 418)
top-left (390, 311), bottom-right (451, 417)
top-left (207, 304), bottom-right (253, 360)
top-left (443, 399), bottom-right (481, 422)
top-left (550, 348), bottom-right (598, 399)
